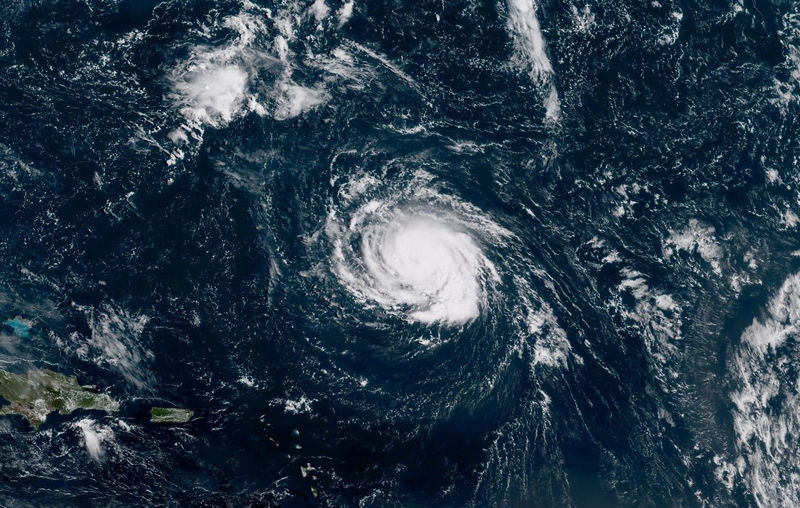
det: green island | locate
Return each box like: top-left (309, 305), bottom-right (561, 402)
top-left (150, 407), bottom-right (193, 424)
top-left (0, 368), bottom-right (119, 429)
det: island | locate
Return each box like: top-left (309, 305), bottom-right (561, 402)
top-left (0, 368), bottom-right (119, 429)
top-left (3, 317), bottom-right (32, 338)
top-left (150, 407), bottom-right (193, 424)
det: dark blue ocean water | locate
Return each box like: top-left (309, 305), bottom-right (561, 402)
top-left (1, 0), bottom-right (799, 505)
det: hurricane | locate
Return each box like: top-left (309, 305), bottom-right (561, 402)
top-left (328, 172), bottom-right (502, 325)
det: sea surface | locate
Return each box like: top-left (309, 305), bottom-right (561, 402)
top-left (1, 0), bottom-right (800, 505)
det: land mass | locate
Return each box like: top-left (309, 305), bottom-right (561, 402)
top-left (0, 368), bottom-right (119, 428)
top-left (150, 407), bottom-right (193, 423)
